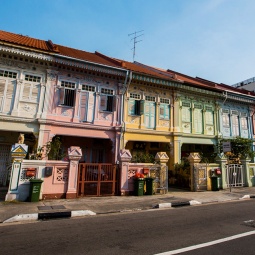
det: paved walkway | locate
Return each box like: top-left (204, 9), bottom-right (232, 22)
top-left (1, 187), bottom-right (255, 224)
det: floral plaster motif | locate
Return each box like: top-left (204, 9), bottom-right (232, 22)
top-left (99, 113), bottom-right (112, 121)
top-left (23, 104), bottom-right (35, 112)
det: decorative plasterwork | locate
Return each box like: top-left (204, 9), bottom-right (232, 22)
top-left (38, 118), bottom-right (121, 131)
top-left (0, 45), bottom-right (126, 76)
top-left (0, 115), bottom-right (37, 123)
top-left (118, 149), bottom-right (132, 162)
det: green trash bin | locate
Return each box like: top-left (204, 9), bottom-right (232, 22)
top-left (145, 177), bottom-right (154, 195)
top-left (134, 178), bottom-right (144, 196)
top-left (29, 179), bottom-right (43, 202)
top-left (210, 176), bottom-right (219, 191)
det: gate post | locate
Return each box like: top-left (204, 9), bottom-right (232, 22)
top-left (215, 153), bottom-right (228, 189)
top-left (66, 146), bottom-right (82, 199)
top-left (118, 149), bottom-right (132, 196)
top-left (155, 152), bottom-right (169, 194)
top-left (240, 157), bottom-right (251, 187)
top-left (188, 152), bottom-right (201, 191)
top-left (5, 143), bottom-right (28, 201)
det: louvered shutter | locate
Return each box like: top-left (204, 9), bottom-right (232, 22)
top-left (144, 102), bottom-right (150, 127)
top-left (128, 99), bottom-right (135, 115)
top-left (31, 84), bottom-right (40, 102)
top-left (100, 95), bottom-right (107, 111)
top-left (149, 102), bottom-right (156, 128)
top-left (194, 109), bottom-right (202, 133)
top-left (111, 95), bottom-right (116, 112)
top-left (59, 87), bottom-right (65, 105)
top-left (0, 79), bottom-right (5, 112)
top-left (22, 83), bottom-right (31, 100)
top-left (139, 100), bottom-right (145, 115)
top-left (3, 80), bottom-right (15, 113)
top-left (85, 92), bottom-right (95, 122)
top-left (182, 107), bottom-right (190, 122)
top-left (79, 92), bottom-right (87, 121)
top-left (205, 111), bottom-right (213, 125)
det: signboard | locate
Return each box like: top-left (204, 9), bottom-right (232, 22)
top-left (223, 142), bottom-right (231, 152)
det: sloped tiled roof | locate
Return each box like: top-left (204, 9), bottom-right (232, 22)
top-left (0, 30), bottom-right (120, 68)
top-left (0, 30), bottom-right (54, 52)
top-left (94, 52), bottom-right (177, 81)
top-left (0, 29), bottom-right (255, 97)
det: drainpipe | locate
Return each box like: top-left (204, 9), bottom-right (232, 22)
top-left (120, 71), bottom-right (132, 149)
top-left (223, 91), bottom-right (228, 104)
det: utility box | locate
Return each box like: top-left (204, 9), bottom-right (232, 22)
top-left (45, 167), bottom-right (53, 177)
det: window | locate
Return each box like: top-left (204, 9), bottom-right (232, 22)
top-left (0, 69), bottom-right (17, 78)
top-left (241, 113), bottom-right (248, 130)
top-left (82, 84), bottom-right (95, 92)
top-left (194, 108), bottom-right (203, 134)
top-left (100, 88), bottom-right (115, 112)
top-left (59, 81), bottom-right (76, 107)
top-left (232, 114), bottom-right (240, 136)
top-left (222, 110), bottom-right (230, 127)
top-left (25, 74), bottom-right (41, 83)
top-left (241, 117), bottom-right (248, 129)
top-left (129, 93), bottom-right (143, 115)
top-left (145, 96), bottom-right (155, 102)
top-left (159, 98), bottom-right (170, 120)
top-left (182, 102), bottom-right (191, 122)
top-left (205, 111), bottom-right (213, 125)
top-left (0, 78), bottom-right (15, 113)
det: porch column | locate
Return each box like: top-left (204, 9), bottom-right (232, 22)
top-left (215, 153), bottom-right (228, 189)
top-left (188, 152), bottom-right (201, 192)
top-left (240, 157), bottom-right (251, 187)
top-left (5, 143), bottom-right (28, 201)
top-left (118, 149), bottom-right (132, 196)
top-left (66, 146), bottom-right (82, 199)
top-left (155, 152), bottom-right (169, 194)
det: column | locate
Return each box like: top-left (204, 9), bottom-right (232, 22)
top-left (155, 152), bottom-right (169, 194)
top-left (36, 83), bottom-right (46, 118)
top-left (215, 153), bottom-right (228, 189)
top-left (118, 149), bottom-right (132, 196)
top-left (240, 157), bottom-right (252, 187)
top-left (5, 143), bottom-right (28, 201)
top-left (188, 152), bottom-right (201, 191)
top-left (66, 146), bottom-right (82, 199)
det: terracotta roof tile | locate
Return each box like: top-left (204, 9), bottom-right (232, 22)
top-left (0, 30), bottom-right (53, 52)
top-left (56, 46), bottom-right (120, 67)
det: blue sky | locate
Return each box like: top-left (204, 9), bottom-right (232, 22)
top-left (1, 0), bottom-right (255, 85)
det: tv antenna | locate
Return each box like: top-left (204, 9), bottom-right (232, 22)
top-left (128, 30), bottom-right (144, 62)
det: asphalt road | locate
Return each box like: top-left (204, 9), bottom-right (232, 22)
top-left (1, 200), bottom-right (255, 255)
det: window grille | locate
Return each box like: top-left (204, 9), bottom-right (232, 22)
top-left (130, 93), bottom-right (141, 99)
top-left (25, 74), bottom-right (41, 83)
top-left (101, 88), bottom-right (114, 95)
top-left (82, 85), bottom-right (95, 92)
top-left (59, 81), bottom-right (76, 107)
top-left (182, 102), bottom-right (191, 107)
top-left (0, 69), bottom-right (17, 78)
top-left (160, 98), bottom-right (170, 104)
top-left (145, 96), bottom-right (155, 102)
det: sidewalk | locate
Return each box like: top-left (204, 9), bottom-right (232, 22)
top-left (1, 187), bottom-right (255, 224)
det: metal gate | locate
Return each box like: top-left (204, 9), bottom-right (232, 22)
top-left (196, 165), bottom-right (207, 191)
top-left (0, 144), bottom-right (11, 186)
top-left (226, 164), bottom-right (244, 187)
top-left (77, 163), bottom-right (118, 196)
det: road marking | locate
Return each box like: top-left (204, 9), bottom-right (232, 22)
top-left (154, 230), bottom-right (255, 255)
